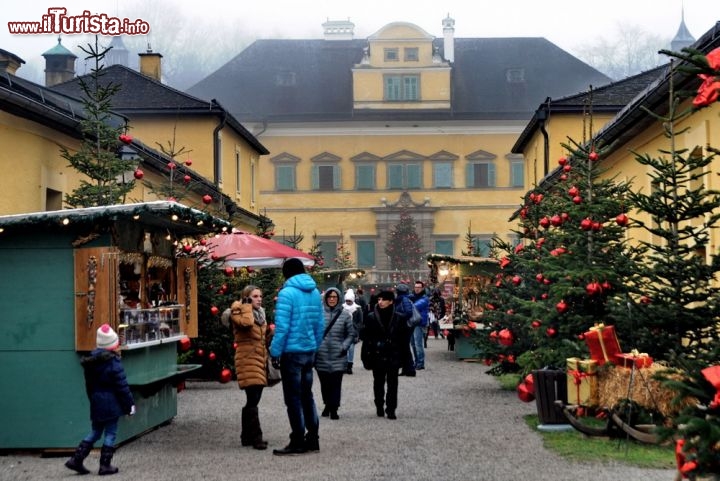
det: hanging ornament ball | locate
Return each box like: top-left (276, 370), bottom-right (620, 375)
top-left (133, 169), bottom-right (144, 180)
top-left (558, 157), bottom-right (568, 166)
top-left (531, 320), bottom-right (542, 329)
top-left (219, 368), bottom-right (232, 384)
top-left (616, 213), bottom-right (629, 226)
top-left (546, 327), bottom-right (557, 337)
top-left (559, 173), bottom-right (568, 181)
top-left (119, 134), bottom-right (133, 144)
top-left (200, 238), bottom-right (207, 246)
top-left (184, 175), bottom-right (191, 184)
top-left (202, 194), bottom-right (213, 204)
top-left (498, 328), bottom-right (514, 346)
top-left (208, 351), bottom-right (217, 361)
top-left (224, 266), bottom-right (234, 276)
top-left (197, 349), bottom-right (205, 357)
top-left (524, 373), bottom-right (535, 394)
top-left (210, 306), bottom-right (219, 315)
top-left (178, 336), bottom-right (191, 352)
top-left (517, 382), bottom-right (535, 403)
top-left (589, 151), bottom-right (599, 161)
top-left (556, 300), bottom-right (568, 313)
top-left (167, 161), bottom-right (177, 170)
top-left (185, 159), bottom-right (193, 166)
top-left (563, 164), bottom-right (572, 172)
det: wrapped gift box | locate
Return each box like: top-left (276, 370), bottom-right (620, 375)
top-left (583, 323), bottom-right (622, 366)
top-left (566, 357), bottom-right (598, 406)
top-left (614, 350), bottom-right (653, 369)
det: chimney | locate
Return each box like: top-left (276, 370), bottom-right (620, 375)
top-left (0, 49), bottom-right (25, 75)
top-left (42, 37), bottom-right (76, 86)
top-left (139, 44), bottom-right (162, 81)
top-left (322, 19), bottom-right (354, 41)
top-left (442, 14), bottom-right (455, 63)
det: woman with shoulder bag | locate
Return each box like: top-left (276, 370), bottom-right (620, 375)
top-left (226, 285), bottom-right (271, 450)
top-left (314, 288), bottom-right (355, 420)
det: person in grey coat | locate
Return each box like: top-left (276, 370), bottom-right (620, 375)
top-left (315, 288), bottom-right (356, 420)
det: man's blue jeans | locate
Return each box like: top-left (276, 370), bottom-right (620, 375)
top-left (280, 352), bottom-right (319, 443)
top-left (410, 326), bottom-right (425, 369)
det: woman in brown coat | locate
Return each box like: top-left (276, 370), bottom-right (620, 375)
top-left (229, 285), bottom-right (271, 450)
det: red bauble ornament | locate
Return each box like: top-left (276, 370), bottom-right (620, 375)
top-left (558, 157), bottom-right (568, 166)
top-left (498, 328), bottom-right (514, 346)
top-left (539, 216), bottom-right (550, 228)
top-left (167, 161), bottom-right (177, 170)
top-left (640, 295), bottom-right (651, 304)
top-left (535, 273), bottom-right (544, 282)
top-left (178, 336), bottom-right (191, 352)
top-left (531, 320), bottom-right (542, 329)
top-left (489, 330), bottom-right (498, 342)
top-left (500, 257), bottom-right (511, 269)
top-left (197, 349), bottom-right (205, 357)
top-left (546, 327), bottom-right (557, 337)
top-left (208, 351), bottom-right (217, 361)
top-left (568, 186), bottom-right (579, 197)
top-left (591, 221), bottom-right (602, 231)
top-left (512, 275), bottom-right (522, 286)
top-left (556, 300), bottom-right (568, 314)
top-left (224, 266), bottom-right (234, 276)
top-left (183, 175), bottom-right (191, 184)
top-left (550, 214), bottom-right (562, 227)
top-left (563, 164), bottom-right (572, 172)
top-left (133, 169), bottom-right (144, 180)
top-left (219, 368), bottom-right (232, 384)
top-left (467, 321), bottom-right (477, 329)
top-left (559, 173), bottom-right (568, 181)
top-left (182, 244), bottom-right (192, 253)
top-left (585, 281), bottom-right (602, 296)
top-left (185, 159), bottom-right (193, 166)
top-left (524, 373), bottom-right (535, 394)
top-left (210, 306), bottom-right (219, 315)
top-left (202, 194), bottom-right (213, 204)
top-left (616, 213), bottom-right (629, 226)
top-left (200, 238), bottom-right (207, 246)
top-left (119, 134), bottom-right (133, 144)
top-left (588, 151), bottom-right (599, 161)
top-left (517, 382), bottom-right (535, 403)
top-left (580, 218), bottom-right (592, 231)
top-left (572, 195), bottom-right (582, 204)
top-left (561, 212), bottom-right (570, 222)
top-left (540, 293), bottom-right (548, 300)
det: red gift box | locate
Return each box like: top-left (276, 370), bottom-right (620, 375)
top-left (583, 323), bottom-right (621, 366)
top-left (614, 350), bottom-right (653, 369)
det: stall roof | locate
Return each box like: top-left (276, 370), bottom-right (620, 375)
top-left (427, 254), bottom-right (499, 266)
top-left (0, 201), bottom-right (231, 235)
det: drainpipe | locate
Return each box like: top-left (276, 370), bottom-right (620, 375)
top-left (211, 99), bottom-right (227, 185)
top-left (537, 98), bottom-right (551, 177)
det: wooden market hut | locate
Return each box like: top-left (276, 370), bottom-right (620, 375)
top-left (0, 201), bottom-right (230, 449)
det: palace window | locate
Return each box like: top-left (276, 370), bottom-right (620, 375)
top-left (311, 165), bottom-right (340, 191)
top-left (357, 240), bottom-right (376, 268)
top-left (384, 48), bottom-right (399, 62)
top-left (355, 164), bottom-right (376, 190)
top-left (404, 47), bottom-right (419, 61)
top-left (434, 240), bottom-right (454, 256)
top-left (276, 164), bottom-right (296, 191)
top-left (387, 163), bottom-right (422, 189)
top-left (466, 162), bottom-right (496, 188)
top-left (433, 162), bottom-right (453, 188)
top-left (384, 75), bottom-right (419, 101)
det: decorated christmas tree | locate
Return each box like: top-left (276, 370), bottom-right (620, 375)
top-left (477, 105), bottom-right (638, 374)
top-left (385, 207), bottom-right (424, 276)
top-left (62, 37), bottom-right (137, 208)
top-left (618, 48), bottom-right (720, 367)
top-left (334, 231), bottom-right (354, 269)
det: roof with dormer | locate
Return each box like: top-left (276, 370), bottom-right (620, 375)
top-left (186, 36), bottom-right (611, 123)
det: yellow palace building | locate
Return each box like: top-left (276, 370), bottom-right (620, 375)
top-left (188, 17), bottom-right (612, 280)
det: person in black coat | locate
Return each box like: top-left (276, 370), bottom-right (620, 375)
top-left (65, 324), bottom-right (135, 476)
top-left (360, 290), bottom-right (412, 419)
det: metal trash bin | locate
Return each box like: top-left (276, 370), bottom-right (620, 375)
top-left (532, 369), bottom-right (568, 424)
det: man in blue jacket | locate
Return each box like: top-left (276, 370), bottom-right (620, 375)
top-left (408, 281), bottom-right (429, 370)
top-left (270, 258), bottom-right (325, 455)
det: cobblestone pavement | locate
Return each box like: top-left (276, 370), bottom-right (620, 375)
top-left (0, 338), bottom-right (676, 481)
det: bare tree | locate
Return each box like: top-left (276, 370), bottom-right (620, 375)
top-left (573, 22), bottom-right (669, 80)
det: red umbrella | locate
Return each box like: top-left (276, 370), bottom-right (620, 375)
top-left (204, 231), bottom-right (315, 268)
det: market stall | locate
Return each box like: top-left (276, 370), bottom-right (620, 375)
top-left (428, 254), bottom-right (499, 359)
top-left (0, 201), bottom-right (230, 449)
